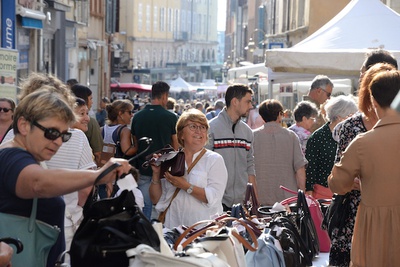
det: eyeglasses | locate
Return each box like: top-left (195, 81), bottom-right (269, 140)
top-left (320, 88), bottom-right (331, 98)
top-left (184, 123), bottom-right (208, 133)
top-left (32, 121), bottom-right (72, 142)
top-left (0, 108), bottom-right (11, 112)
top-left (309, 117), bottom-right (317, 122)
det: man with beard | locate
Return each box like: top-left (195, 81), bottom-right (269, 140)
top-left (206, 84), bottom-right (257, 211)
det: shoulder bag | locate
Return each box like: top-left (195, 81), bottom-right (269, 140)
top-left (322, 192), bottom-right (351, 239)
top-left (69, 162), bottom-right (160, 267)
top-left (0, 198), bottom-right (60, 267)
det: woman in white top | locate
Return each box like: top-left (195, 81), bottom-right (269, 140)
top-left (149, 109), bottom-right (228, 229)
top-left (45, 97), bottom-right (96, 254)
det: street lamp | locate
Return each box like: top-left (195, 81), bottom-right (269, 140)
top-left (245, 28), bottom-right (267, 63)
top-left (221, 56), bottom-right (232, 83)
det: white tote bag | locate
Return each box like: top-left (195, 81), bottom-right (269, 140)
top-left (127, 244), bottom-right (230, 267)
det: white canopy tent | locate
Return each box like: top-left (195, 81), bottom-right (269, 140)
top-left (265, 0), bottom-right (400, 77)
top-left (169, 76), bottom-right (193, 93)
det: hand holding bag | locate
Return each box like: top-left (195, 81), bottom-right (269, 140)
top-left (0, 198), bottom-right (60, 267)
top-left (142, 145), bottom-right (185, 179)
top-left (70, 163), bottom-right (160, 267)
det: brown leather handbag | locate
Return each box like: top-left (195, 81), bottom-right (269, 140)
top-left (142, 145), bottom-right (185, 179)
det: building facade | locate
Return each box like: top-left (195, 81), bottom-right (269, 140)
top-left (113, 0), bottom-right (220, 84)
top-left (225, 0), bottom-right (400, 65)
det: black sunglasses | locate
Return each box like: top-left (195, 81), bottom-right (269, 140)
top-left (32, 121), bottom-right (72, 142)
top-left (0, 108), bottom-right (11, 112)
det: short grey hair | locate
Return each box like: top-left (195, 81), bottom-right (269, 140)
top-left (310, 75), bottom-right (334, 91)
top-left (324, 95), bottom-right (358, 122)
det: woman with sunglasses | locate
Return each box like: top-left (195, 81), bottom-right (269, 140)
top-left (0, 97), bottom-right (15, 144)
top-left (149, 109), bottom-right (228, 229)
top-left (0, 89), bottom-right (132, 267)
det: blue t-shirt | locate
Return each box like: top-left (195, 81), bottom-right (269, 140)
top-left (0, 147), bottom-right (65, 267)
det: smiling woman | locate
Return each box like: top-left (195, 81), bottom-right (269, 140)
top-left (149, 109), bottom-right (228, 229)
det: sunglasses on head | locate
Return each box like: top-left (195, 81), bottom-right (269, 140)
top-left (32, 121), bottom-right (72, 142)
top-left (0, 108), bottom-right (11, 112)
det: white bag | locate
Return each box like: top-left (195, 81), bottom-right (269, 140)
top-left (127, 244), bottom-right (230, 267)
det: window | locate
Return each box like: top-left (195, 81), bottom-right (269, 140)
top-left (75, 1), bottom-right (88, 25)
top-left (138, 3), bottom-right (143, 32)
top-left (146, 5), bottom-right (151, 32)
top-left (90, 0), bottom-right (103, 17)
top-left (168, 8), bottom-right (173, 32)
top-left (181, 10), bottom-right (186, 32)
top-left (160, 8), bottom-right (165, 32)
top-left (175, 9), bottom-right (180, 33)
top-left (153, 6), bottom-right (158, 31)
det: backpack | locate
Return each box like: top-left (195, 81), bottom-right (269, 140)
top-left (99, 125), bottom-right (127, 166)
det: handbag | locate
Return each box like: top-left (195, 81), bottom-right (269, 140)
top-left (280, 188), bottom-right (320, 260)
top-left (174, 217), bottom-right (258, 267)
top-left (244, 182), bottom-right (260, 217)
top-left (142, 145), bottom-right (185, 179)
top-left (268, 215), bottom-right (306, 267)
top-left (281, 186), bottom-right (331, 253)
top-left (157, 148), bottom-right (206, 224)
top-left (322, 192), bottom-right (351, 239)
top-left (127, 244), bottom-right (229, 267)
top-left (0, 198), bottom-right (60, 267)
top-left (69, 163), bottom-right (160, 267)
top-left (312, 184), bottom-right (333, 200)
top-left (245, 229), bottom-right (286, 267)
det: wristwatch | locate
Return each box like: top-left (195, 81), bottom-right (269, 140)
top-left (186, 184), bottom-right (194, 194)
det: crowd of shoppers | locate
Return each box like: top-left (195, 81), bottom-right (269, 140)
top-left (1, 48), bottom-right (400, 267)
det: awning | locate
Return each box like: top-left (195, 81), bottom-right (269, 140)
top-left (110, 83), bottom-right (152, 92)
top-left (21, 17), bottom-right (43, 29)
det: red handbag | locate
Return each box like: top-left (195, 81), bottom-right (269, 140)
top-left (312, 184), bottom-right (333, 200)
top-left (280, 186), bottom-right (331, 252)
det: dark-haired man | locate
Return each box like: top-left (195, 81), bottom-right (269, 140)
top-left (131, 81), bottom-right (179, 219)
top-left (206, 84), bottom-right (257, 211)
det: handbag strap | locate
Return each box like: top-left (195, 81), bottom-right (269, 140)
top-left (161, 148), bottom-right (207, 221)
top-left (29, 198), bottom-right (38, 233)
top-left (187, 148), bottom-right (207, 174)
top-left (174, 217), bottom-right (259, 252)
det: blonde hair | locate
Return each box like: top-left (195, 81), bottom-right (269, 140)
top-left (13, 88), bottom-right (76, 134)
top-left (18, 72), bottom-right (75, 108)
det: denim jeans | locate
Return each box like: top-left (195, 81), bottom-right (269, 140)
top-left (137, 174), bottom-right (152, 219)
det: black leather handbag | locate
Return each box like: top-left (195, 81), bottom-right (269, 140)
top-left (69, 189), bottom-right (160, 267)
top-left (322, 192), bottom-right (351, 239)
top-left (69, 153), bottom-right (160, 267)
